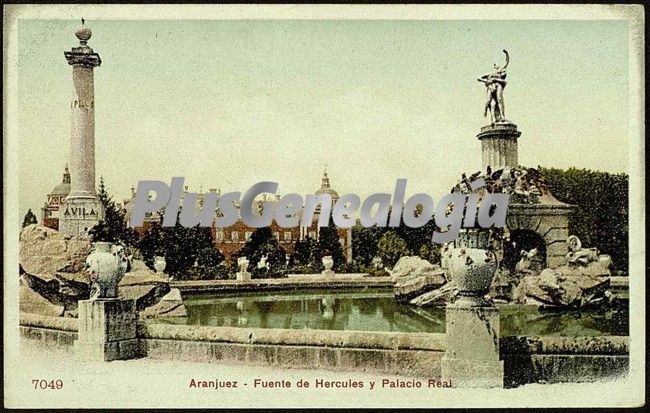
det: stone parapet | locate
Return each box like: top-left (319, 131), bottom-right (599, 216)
top-left (19, 314), bottom-right (629, 386)
top-left (20, 313), bottom-right (79, 332)
top-left (171, 275), bottom-right (393, 293)
top-left (501, 336), bottom-right (629, 388)
top-left (139, 322), bottom-right (446, 351)
top-left (141, 339), bottom-right (444, 378)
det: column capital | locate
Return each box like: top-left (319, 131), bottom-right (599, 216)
top-left (64, 47), bottom-right (101, 68)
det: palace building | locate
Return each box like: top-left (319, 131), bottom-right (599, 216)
top-left (211, 172), bottom-right (351, 262)
top-left (121, 171), bottom-right (353, 262)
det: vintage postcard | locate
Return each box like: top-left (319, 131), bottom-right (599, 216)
top-left (3, 4), bottom-right (645, 409)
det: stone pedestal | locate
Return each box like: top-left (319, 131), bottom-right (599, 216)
top-left (236, 271), bottom-right (251, 282)
top-left (441, 296), bottom-right (503, 388)
top-left (59, 196), bottom-right (104, 237)
top-left (74, 299), bottom-right (139, 361)
top-left (477, 122), bottom-right (521, 170)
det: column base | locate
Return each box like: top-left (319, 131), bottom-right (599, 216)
top-left (58, 196), bottom-right (104, 237)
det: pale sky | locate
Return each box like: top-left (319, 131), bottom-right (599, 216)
top-left (18, 19), bottom-right (628, 216)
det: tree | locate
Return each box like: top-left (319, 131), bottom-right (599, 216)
top-left (376, 231), bottom-right (411, 269)
top-left (351, 224), bottom-right (387, 266)
top-left (316, 217), bottom-right (346, 270)
top-left (291, 236), bottom-right (318, 266)
top-left (161, 221), bottom-right (215, 278)
top-left (352, 204), bottom-right (439, 267)
top-left (232, 227), bottom-right (287, 277)
top-left (22, 209), bottom-right (38, 228)
top-left (138, 220), bottom-right (164, 269)
top-left (395, 204), bottom-right (438, 257)
top-left (540, 167), bottom-right (628, 273)
top-left (136, 208), bottom-right (224, 279)
top-left (192, 247), bottom-right (226, 280)
top-left (89, 177), bottom-right (137, 247)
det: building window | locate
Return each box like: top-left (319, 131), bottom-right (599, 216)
top-left (216, 231), bottom-right (224, 242)
top-left (273, 232), bottom-right (279, 241)
top-left (245, 231), bottom-right (252, 241)
top-left (231, 231), bottom-right (239, 242)
top-left (284, 231), bottom-right (292, 242)
top-left (339, 237), bottom-right (345, 246)
top-left (309, 231), bottom-right (317, 239)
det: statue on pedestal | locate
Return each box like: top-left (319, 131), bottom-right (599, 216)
top-left (478, 50), bottom-right (509, 124)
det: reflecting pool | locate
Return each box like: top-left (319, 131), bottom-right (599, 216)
top-left (155, 288), bottom-right (628, 336)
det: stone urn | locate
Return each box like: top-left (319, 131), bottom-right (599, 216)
top-left (447, 231), bottom-right (498, 302)
top-left (85, 241), bottom-right (128, 299)
top-left (321, 256), bottom-right (335, 277)
top-left (154, 256), bottom-right (166, 274)
top-left (237, 257), bottom-right (251, 282)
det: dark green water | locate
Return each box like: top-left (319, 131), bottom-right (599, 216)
top-left (158, 289), bottom-right (628, 337)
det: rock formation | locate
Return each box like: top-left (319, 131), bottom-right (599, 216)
top-left (399, 235), bottom-right (619, 309)
top-left (391, 256), bottom-right (447, 303)
top-left (19, 224), bottom-right (186, 318)
top-left (19, 224), bottom-right (91, 278)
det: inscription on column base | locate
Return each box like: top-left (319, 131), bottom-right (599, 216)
top-left (58, 196), bottom-right (104, 237)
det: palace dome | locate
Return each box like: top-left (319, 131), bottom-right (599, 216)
top-left (50, 182), bottom-right (71, 196)
top-left (49, 165), bottom-right (71, 196)
top-left (315, 171), bottom-right (339, 201)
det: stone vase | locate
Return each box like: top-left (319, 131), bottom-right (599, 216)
top-left (441, 230), bottom-right (503, 388)
top-left (85, 241), bottom-right (128, 299)
top-left (447, 248), bottom-right (497, 299)
top-left (321, 256), bottom-right (335, 277)
top-left (447, 231), bottom-right (498, 302)
top-left (153, 256), bottom-right (166, 274)
top-left (236, 257), bottom-right (251, 282)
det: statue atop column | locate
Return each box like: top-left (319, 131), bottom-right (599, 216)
top-left (478, 50), bottom-right (509, 124)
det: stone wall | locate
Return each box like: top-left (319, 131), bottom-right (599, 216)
top-left (19, 313), bottom-right (628, 386)
top-left (139, 323), bottom-right (445, 377)
top-left (501, 336), bottom-right (629, 388)
top-left (171, 276), bottom-right (393, 294)
top-left (19, 314), bottom-right (78, 355)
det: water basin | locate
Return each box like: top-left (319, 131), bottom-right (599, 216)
top-left (154, 288), bottom-right (628, 336)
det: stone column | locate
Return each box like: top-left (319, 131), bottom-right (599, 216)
top-left (477, 122), bottom-right (521, 171)
top-left (59, 20), bottom-right (104, 236)
top-left (441, 295), bottom-right (503, 387)
top-left (74, 299), bottom-right (140, 361)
